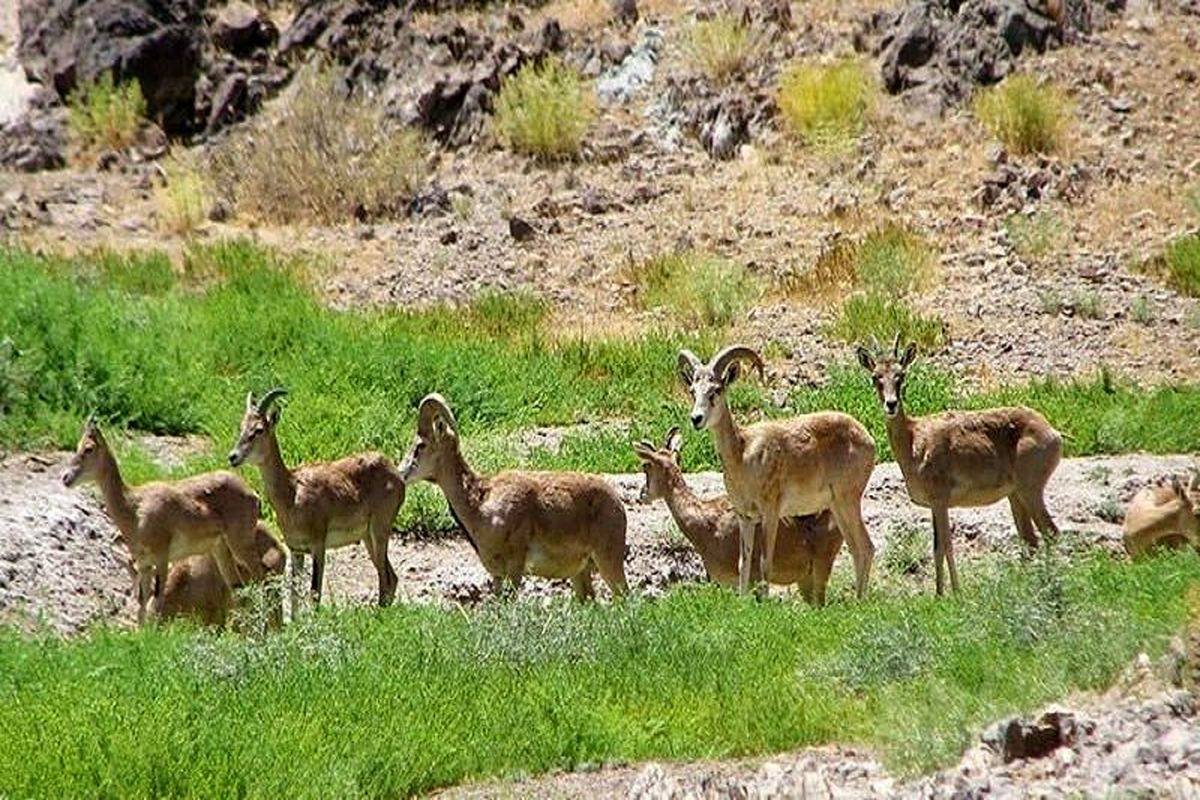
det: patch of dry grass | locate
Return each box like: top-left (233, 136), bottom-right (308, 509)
top-left (783, 223), bottom-right (936, 301)
top-left (207, 67), bottom-right (427, 224)
top-left (973, 74), bottom-right (1071, 156)
top-left (493, 57), bottom-right (595, 161)
top-left (1006, 210), bottom-right (1065, 264)
top-left (777, 58), bottom-right (873, 151)
top-left (154, 150), bottom-right (212, 235)
top-left (625, 251), bottom-right (762, 328)
top-left (685, 14), bottom-right (755, 83)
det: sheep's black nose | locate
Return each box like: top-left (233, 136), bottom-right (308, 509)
top-left (690, 414), bottom-right (703, 429)
top-left (227, 452), bottom-right (238, 466)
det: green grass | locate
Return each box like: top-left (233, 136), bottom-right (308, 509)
top-left (493, 57), bottom-right (595, 161)
top-left (686, 14), bottom-right (755, 83)
top-left (1005, 210), bottom-right (1064, 264)
top-left (66, 71), bottom-right (145, 161)
top-left (787, 223), bottom-right (935, 300)
top-left (973, 74), bottom-right (1071, 156)
top-left (627, 251), bottom-right (762, 328)
top-left (0, 550), bottom-right (1196, 797)
top-left (777, 58), bottom-right (873, 151)
top-left (5, 242), bottom-right (1200, 527)
top-left (823, 293), bottom-right (947, 351)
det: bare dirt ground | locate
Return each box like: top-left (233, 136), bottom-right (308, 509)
top-left (1, 441), bottom-right (1190, 633)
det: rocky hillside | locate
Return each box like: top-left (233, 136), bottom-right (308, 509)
top-left (3, 0), bottom-right (1198, 394)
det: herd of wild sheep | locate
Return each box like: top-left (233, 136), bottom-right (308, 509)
top-left (59, 337), bottom-right (1200, 627)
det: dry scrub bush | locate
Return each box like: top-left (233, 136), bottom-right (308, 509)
top-left (974, 74), bottom-right (1071, 156)
top-left (155, 150), bottom-right (212, 235)
top-left (493, 57), bottom-right (595, 161)
top-left (208, 68), bottom-right (426, 223)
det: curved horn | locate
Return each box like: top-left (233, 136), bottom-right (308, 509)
top-left (677, 349), bottom-right (703, 385)
top-left (257, 387), bottom-right (288, 415)
top-left (709, 345), bottom-right (765, 381)
top-left (418, 393), bottom-right (457, 434)
top-left (891, 332), bottom-right (902, 357)
top-left (245, 390), bottom-right (255, 413)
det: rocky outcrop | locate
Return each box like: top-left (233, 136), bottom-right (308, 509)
top-left (860, 0), bottom-right (1127, 114)
top-left (275, 0), bottom-right (577, 146)
top-left (18, 0), bottom-right (204, 133)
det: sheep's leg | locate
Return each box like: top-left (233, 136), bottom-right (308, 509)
top-left (829, 500), bottom-right (874, 600)
top-left (934, 506), bottom-right (960, 594)
top-left (365, 519), bottom-right (398, 607)
top-left (759, 511), bottom-right (780, 599)
top-left (571, 564), bottom-right (595, 602)
top-left (1009, 495), bottom-right (1039, 552)
top-left (136, 564), bottom-right (154, 625)
top-left (289, 551), bottom-right (306, 619)
top-left (736, 517), bottom-right (756, 594)
top-left (310, 538), bottom-right (326, 605)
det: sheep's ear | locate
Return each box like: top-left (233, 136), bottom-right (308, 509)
top-left (856, 345), bottom-right (875, 371)
top-left (267, 407), bottom-right (281, 426)
top-left (900, 343), bottom-right (918, 367)
top-left (632, 441), bottom-right (655, 460)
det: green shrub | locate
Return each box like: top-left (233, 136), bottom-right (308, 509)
top-left (208, 68), bottom-right (426, 223)
top-left (686, 14), bottom-right (755, 83)
top-left (629, 251), bottom-right (762, 328)
top-left (777, 58), bottom-right (872, 150)
top-left (1161, 233), bottom-right (1200, 297)
top-left (973, 74), bottom-right (1071, 156)
top-left (493, 57), bottom-right (595, 160)
top-left (66, 72), bottom-right (145, 160)
top-left (824, 292), bottom-right (946, 350)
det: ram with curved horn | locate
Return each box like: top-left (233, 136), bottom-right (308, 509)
top-left (679, 345), bottom-right (878, 598)
top-left (228, 388), bottom-right (405, 611)
top-left (399, 393), bottom-right (628, 600)
top-left (857, 335), bottom-right (1063, 595)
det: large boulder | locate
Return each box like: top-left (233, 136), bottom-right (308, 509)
top-left (18, 0), bottom-right (203, 133)
top-left (211, 1), bottom-right (277, 58)
top-left (864, 0), bottom-right (1126, 114)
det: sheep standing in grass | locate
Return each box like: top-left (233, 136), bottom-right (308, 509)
top-left (633, 427), bottom-right (844, 605)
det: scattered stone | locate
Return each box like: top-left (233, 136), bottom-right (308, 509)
top-left (508, 215), bottom-right (537, 242)
top-left (211, 1), bottom-right (278, 58)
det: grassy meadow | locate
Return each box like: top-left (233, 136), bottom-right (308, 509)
top-left (0, 551), bottom-right (1197, 798)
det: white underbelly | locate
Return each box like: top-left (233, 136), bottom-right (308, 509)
top-left (523, 541), bottom-right (585, 579)
top-left (327, 527), bottom-right (365, 548)
top-left (778, 484), bottom-right (831, 518)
